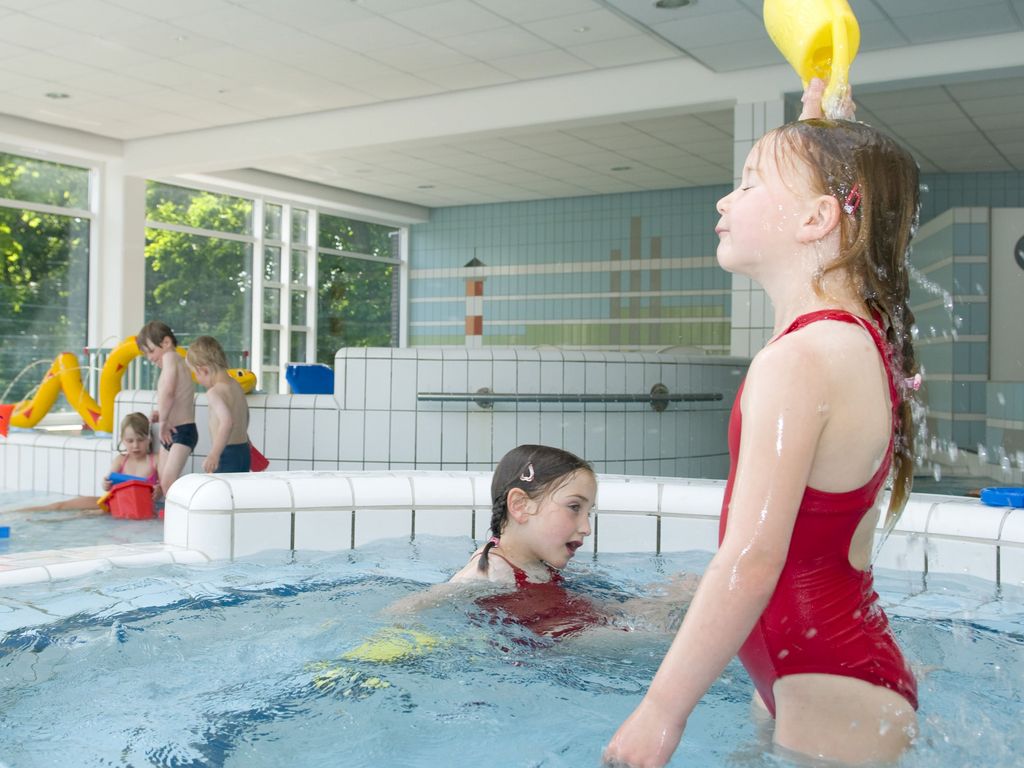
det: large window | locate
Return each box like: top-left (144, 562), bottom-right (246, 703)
top-left (144, 182), bottom-right (403, 393)
top-left (317, 214), bottom-right (400, 362)
top-left (144, 182), bottom-right (254, 360)
top-left (0, 152), bottom-right (91, 406)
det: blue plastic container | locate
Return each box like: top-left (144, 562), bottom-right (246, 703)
top-left (286, 363), bottom-right (334, 395)
top-left (0, 526), bottom-right (9, 539)
top-left (979, 487), bottom-right (1024, 508)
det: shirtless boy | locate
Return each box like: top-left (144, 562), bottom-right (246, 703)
top-left (186, 335), bottom-right (251, 474)
top-left (137, 321), bottom-right (197, 495)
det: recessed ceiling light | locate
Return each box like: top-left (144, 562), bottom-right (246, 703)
top-left (654, 0), bottom-right (694, 8)
top-left (417, 184), bottom-right (435, 189)
top-left (611, 166), bottom-right (632, 171)
top-left (45, 92), bottom-right (70, 99)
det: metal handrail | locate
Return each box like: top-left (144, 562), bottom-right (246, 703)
top-left (418, 384), bottom-right (722, 412)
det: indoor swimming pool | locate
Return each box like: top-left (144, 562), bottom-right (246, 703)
top-left (0, 536), bottom-right (1020, 768)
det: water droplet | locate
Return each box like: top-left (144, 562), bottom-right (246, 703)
top-left (977, 444), bottom-right (988, 463)
top-left (805, 628), bottom-right (818, 639)
top-left (997, 393), bottom-right (1006, 405)
top-left (948, 443), bottom-right (959, 462)
top-left (933, 464), bottom-right (942, 481)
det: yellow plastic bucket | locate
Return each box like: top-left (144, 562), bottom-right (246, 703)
top-left (763, 0), bottom-right (860, 112)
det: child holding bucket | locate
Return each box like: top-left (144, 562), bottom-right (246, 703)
top-left (604, 80), bottom-right (921, 767)
top-left (186, 336), bottom-right (252, 474)
top-left (23, 412), bottom-right (159, 511)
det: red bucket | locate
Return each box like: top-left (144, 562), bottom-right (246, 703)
top-left (108, 480), bottom-right (155, 520)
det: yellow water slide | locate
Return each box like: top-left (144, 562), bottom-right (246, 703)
top-left (1, 337), bottom-right (257, 435)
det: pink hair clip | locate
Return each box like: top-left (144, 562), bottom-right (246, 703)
top-left (519, 463), bottom-right (535, 482)
top-left (488, 536), bottom-right (500, 547)
top-left (843, 183), bottom-right (862, 215)
top-left (904, 372), bottom-right (922, 391)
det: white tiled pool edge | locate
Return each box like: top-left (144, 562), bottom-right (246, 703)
top-left (163, 471), bottom-right (1024, 588)
top-left (2, 470), bottom-right (1021, 590)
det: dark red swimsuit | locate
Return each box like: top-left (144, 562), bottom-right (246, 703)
top-left (718, 310), bottom-right (918, 717)
top-left (474, 553), bottom-right (605, 639)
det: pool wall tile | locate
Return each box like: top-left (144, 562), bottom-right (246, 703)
top-left (0, 565), bottom-right (53, 587)
top-left (290, 474), bottom-right (354, 508)
top-left (598, 479), bottom-right (659, 514)
top-left (999, 508), bottom-right (1024, 543)
top-left (44, 559), bottom-right (109, 581)
top-left (926, 538), bottom-right (998, 582)
top-left (187, 513), bottom-right (233, 561)
top-left (999, 544), bottom-right (1024, 588)
top-left (873, 532), bottom-right (927, 573)
top-left (927, 500), bottom-right (1005, 539)
top-left (287, 408), bottom-right (316, 461)
top-left (234, 510), bottom-right (292, 558)
top-left (411, 475), bottom-right (475, 507)
top-left (660, 516), bottom-right (719, 553)
top-left (229, 476), bottom-right (293, 510)
top-left (415, 508), bottom-right (474, 538)
top-left (294, 509), bottom-right (353, 550)
top-left (596, 512), bottom-right (658, 553)
top-left (354, 508), bottom-right (413, 547)
top-left (350, 475), bottom-right (413, 507)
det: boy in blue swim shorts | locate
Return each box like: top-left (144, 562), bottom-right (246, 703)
top-left (186, 335), bottom-right (251, 474)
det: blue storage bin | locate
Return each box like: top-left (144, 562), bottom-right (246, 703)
top-left (286, 363), bottom-right (334, 394)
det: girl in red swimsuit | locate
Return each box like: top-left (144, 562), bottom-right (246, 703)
top-left (606, 79), bottom-right (922, 767)
top-left (448, 444), bottom-right (603, 639)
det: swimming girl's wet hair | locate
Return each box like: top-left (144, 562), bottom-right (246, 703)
top-left (477, 444), bottom-right (593, 573)
top-left (119, 412), bottom-right (151, 451)
top-left (185, 335), bottom-right (230, 372)
top-left (137, 320), bottom-right (177, 350)
top-left (769, 118), bottom-right (921, 528)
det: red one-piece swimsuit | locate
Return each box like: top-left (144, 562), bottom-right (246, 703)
top-left (718, 309), bottom-right (918, 717)
top-left (474, 552), bottom-right (605, 640)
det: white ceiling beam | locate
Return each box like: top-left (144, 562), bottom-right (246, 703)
top-left (120, 29), bottom-right (1024, 178)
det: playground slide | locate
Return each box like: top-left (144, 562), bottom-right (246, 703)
top-left (0, 337), bottom-right (257, 436)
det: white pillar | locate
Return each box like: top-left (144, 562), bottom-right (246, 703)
top-left (92, 161), bottom-right (146, 348)
top-left (730, 99), bottom-right (785, 358)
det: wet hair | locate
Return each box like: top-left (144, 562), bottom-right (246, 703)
top-left (119, 412), bottom-right (151, 452)
top-left (137, 320), bottom-right (177, 351)
top-left (477, 444), bottom-right (594, 573)
top-left (185, 335), bottom-right (229, 372)
top-left (768, 118), bottom-right (921, 527)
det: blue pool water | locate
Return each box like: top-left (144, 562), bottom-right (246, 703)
top-left (0, 536), bottom-right (1020, 767)
top-left (0, 490), bottom-right (162, 553)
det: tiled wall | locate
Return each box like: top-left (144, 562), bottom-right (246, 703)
top-left (912, 208), bottom-right (990, 451)
top-left (0, 347), bottom-right (744, 494)
top-left (407, 188), bottom-right (731, 351)
top-left (161, 470), bottom-right (1024, 590)
top-left (328, 346), bottom-right (744, 477)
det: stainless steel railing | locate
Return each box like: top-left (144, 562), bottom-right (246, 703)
top-left (417, 384), bottom-right (721, 412)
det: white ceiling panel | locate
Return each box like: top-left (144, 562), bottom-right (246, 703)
top-left (0, 0), bottom-right (1019, 208)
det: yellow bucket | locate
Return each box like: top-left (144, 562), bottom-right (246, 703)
top-left (763, 0), bottom-right (860, 112)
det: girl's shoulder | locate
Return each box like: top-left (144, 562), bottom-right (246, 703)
top-left (449, 550), bottom-right (516, 585)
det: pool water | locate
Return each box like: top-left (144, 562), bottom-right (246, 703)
top-left (0, 536), bottom-right (1020, 767)
top-left (0, 490), bottom-right (163, 554)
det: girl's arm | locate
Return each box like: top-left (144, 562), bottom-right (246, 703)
top-left (604, 338), bottom-right (830, 767)
top-left (102, 453), bottom-right (122, 490)
top-left (203, 386), bottom-right (233, 473)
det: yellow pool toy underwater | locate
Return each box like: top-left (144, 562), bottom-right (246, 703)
top-left (763, 0), bottom-right (860, 115)
top-left (1, 337), bottom-right (257, 435)
top-left (308, 627), bottom-right (443, 698)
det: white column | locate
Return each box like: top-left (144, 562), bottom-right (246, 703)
top-left (92, 161), bottom-right (146, 348)
top-left (730, 98), bottom-right (785, 358)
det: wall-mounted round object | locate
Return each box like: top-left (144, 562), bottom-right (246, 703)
top-left (1015, 234), bottom-right (1024, 271)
